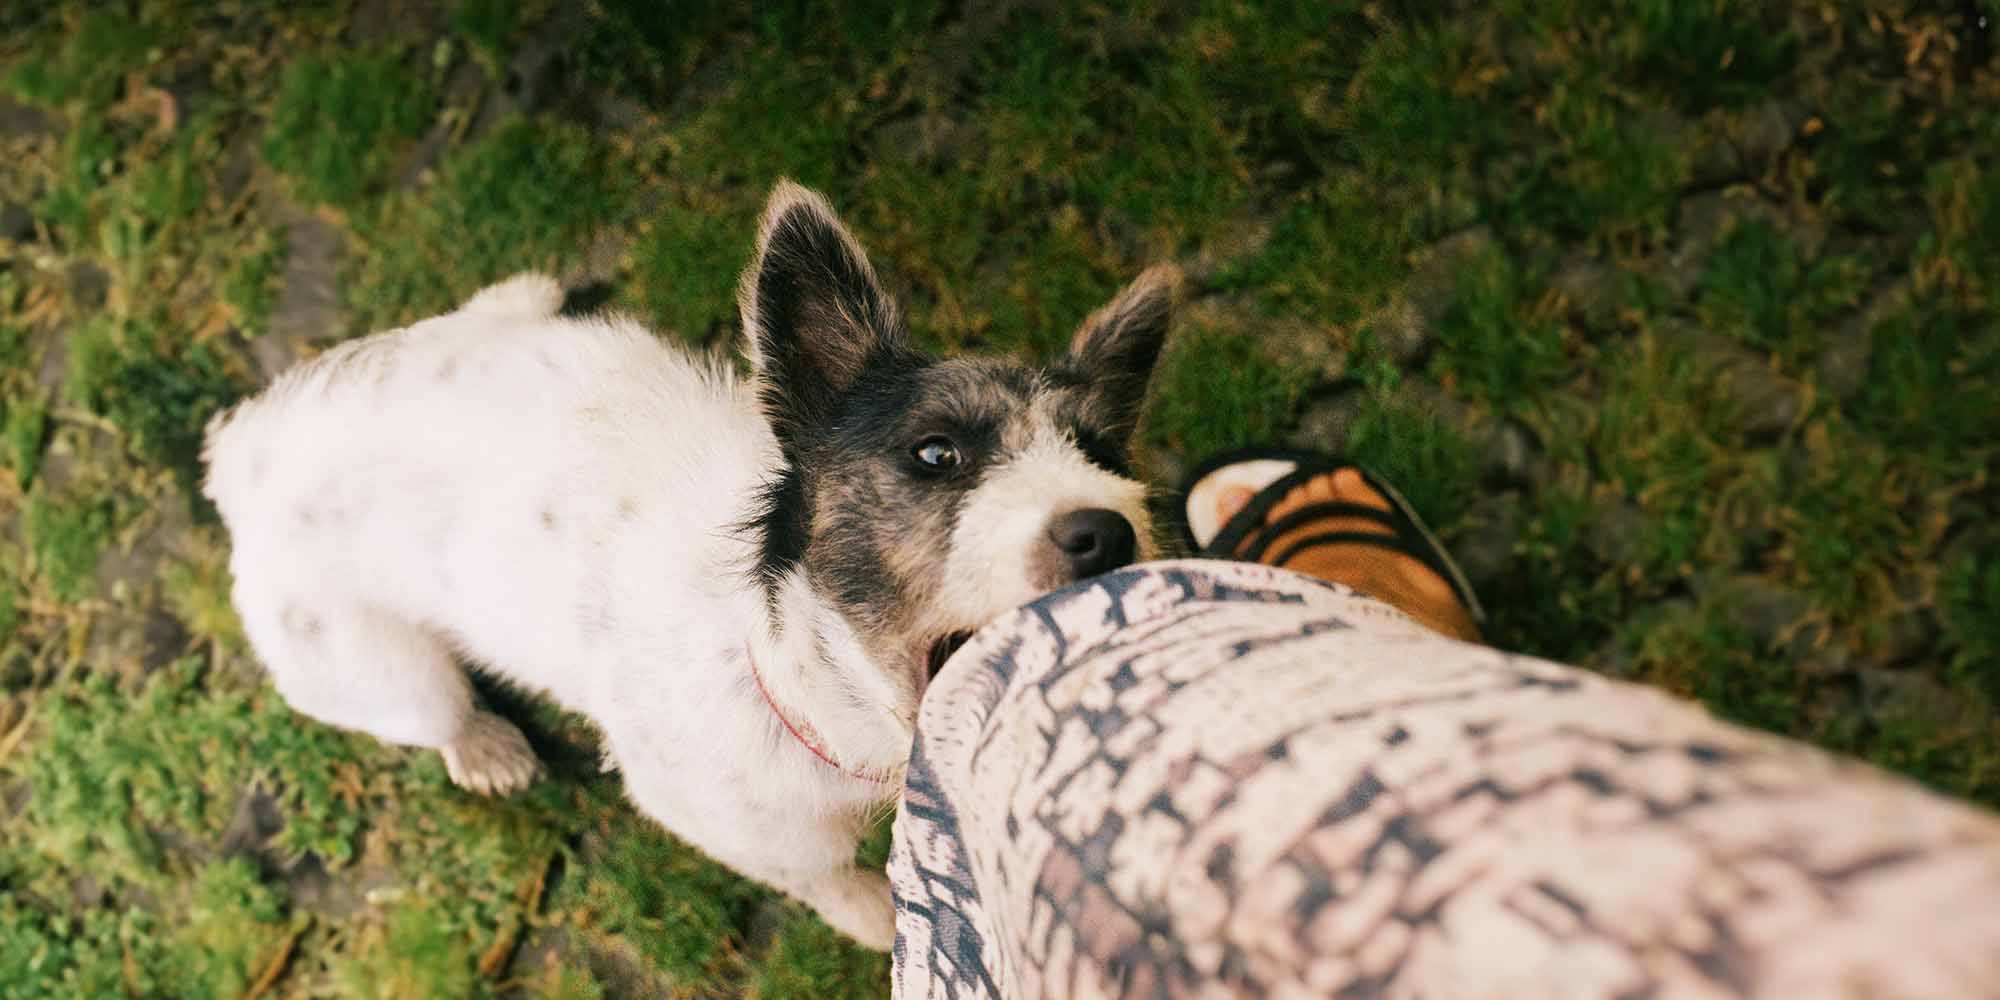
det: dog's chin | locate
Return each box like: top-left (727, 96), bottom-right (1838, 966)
top-left (918, 631), bottom-right (975, 683)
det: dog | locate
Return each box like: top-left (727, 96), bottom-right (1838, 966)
top-left (201, 181), bottom-right (1177, 948)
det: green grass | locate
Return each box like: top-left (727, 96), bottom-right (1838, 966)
top-left (1346, 22), bottom-right (1501, 185)
top-left (1143, 326), bottom-right (1311, 461)
top-left (20, 658), bottom-right (375, 879)
top-left (1852, 303), bottom-right (2000, 475)
top-left (558, 817), bottom-right (766, 988)
top-left (453, 0), bottom-right (529, 69)
top-left (1694, 220), bottom-right (1873, 359)
top-left (1500, 86), bottom-right (1686, 245)
top-left (1621, 0), bottom-right (1797, 113)
top-left (1, 398), bottom-right (47, 490)
top-left (3, 9), bottom-right (156, 109)
top-left (1342, 392), bottom-right (1481, 534)
top-left (1943, 539), bottom-right (2000, 701)
top-left (65, 316), bottom-right (240, 498)
top-left (3, 0), bottom-right (1998, 994)
top-left (346, 117), bottom-right (628, 332)
top-left (222, 228), bottom-right (286, 332)
top-left (23, 491), bottom-right (113, 605)
top-left (333, 896), bottom-right (482, 1000)
top-left (1426, 247), bottom-right (1572, 411)
top-left (748, 911), bottom-right (892, 1000)
top-left (625, 195), bottom-right (753, 344)
top-left (264, 51), bottom-right (439, 206)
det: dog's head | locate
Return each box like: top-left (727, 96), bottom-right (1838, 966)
top-left (741, 181), bottom-right (1174, 700)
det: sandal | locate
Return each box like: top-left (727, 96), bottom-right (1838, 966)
top-left (1179, 446), bottom-right (1487, 627)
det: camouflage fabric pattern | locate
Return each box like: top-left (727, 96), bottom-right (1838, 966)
top-left (889, 561), bottom-right (2000, 998)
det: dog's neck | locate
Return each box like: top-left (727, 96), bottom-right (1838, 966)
top-left (745, 567), bottom-right (907, 786)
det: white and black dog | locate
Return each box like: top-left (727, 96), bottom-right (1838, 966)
top-left (202, 181), bottom-right (1175, 948)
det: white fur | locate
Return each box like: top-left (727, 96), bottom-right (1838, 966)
top-left (937, 407), bottom-right (1156, 631)
top-left (205, 273), bottom-right (904, 947)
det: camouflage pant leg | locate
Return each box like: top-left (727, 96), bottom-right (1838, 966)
top-left (888, 560), bottom-right (2000, 999)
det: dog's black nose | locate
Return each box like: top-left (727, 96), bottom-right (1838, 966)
top-left (1048, 508), bottom-right (1137, 580)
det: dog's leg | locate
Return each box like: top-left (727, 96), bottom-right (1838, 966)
top-left (619, 769), bottom-right (896, 949)
top-left (238, 590), bottom-right (542, 794)
top-left (766, 864), bottom-right (897, 951)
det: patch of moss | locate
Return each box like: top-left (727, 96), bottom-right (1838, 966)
top-left (559, 818), bottom-right (765, 991)
top-left (334, 895), bottom-right (481, 1000)
top-left (1341, 392), bottom-right (1480, 535)
top-left (747, 910), bottom-right (892, 1000)
top-left (1499, 88), bottom-right (1686, 245)
top-left (23, 491), bottom-right (113, 605)
top-left (1943, 539), bottom-right (2000, 701)
top-left (1345, 22), bottom-right (1504, 184)
top-left (221, 229), bottom-right (286, 332)
top-left (1426, 247), bottom-right (1572, 412)
top-left (625, 198), bottom-right (753, 345)
top-left (263, 51), bottom-right (438, 206)
top-left (1620, 0), bottom-right (1796, 113)
top-left (2, 398), bottom-right (47, 490)
top-left (65, 316), bottom-right (241, 496)
top-left (1143, 325), bottom-right (1311, 463)
top-left (160, 857), bottom-right (295, 999)
top-left (346, 117), bottom-right (627, 332)
top-left (1694, 220), bottom-right (1872, 360)
top-left (2, 10), bottom-right (156, 109)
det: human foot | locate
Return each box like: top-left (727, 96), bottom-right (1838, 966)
top-left (1186, 454), bottom-right (1483, 642)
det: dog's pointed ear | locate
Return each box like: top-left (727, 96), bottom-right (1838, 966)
top-left (1062, 264), bottom-right (1180, 440)
top-left (738, 180), bottom-right (906, 445)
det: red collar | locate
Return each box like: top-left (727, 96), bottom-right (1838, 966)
top-left (746, 644), bottom-right (893, 784)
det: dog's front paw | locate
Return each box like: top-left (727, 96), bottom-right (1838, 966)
top-left (813, 868), bottom-right (897, 952)
top-left (440, 711), bottom-right (542, 795)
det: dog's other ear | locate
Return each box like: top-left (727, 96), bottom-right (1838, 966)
top-left (738, 180), bottom-right (906, 445)
top-left (1062, 264), bottom-right (1179, 440)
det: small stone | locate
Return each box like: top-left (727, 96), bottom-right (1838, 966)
top-left (1688, 99), bottom-right (1802, 187)
top-left (1288, 390), bottom-right (1369, 454)
top-left (1711, 483), bottom-right (1778, 563)
top-left (1816, 278), bottom-right (1909, 402)
top-left (1405, 226), bottom-right (1495, 325)
top-left (1689, 132), bottom-right (1741, 189)
top-left (1865, 611), bottom-right (1936, 668)
top-left (1391, 377), bottom-right (1476, 431)
top-left (216, 785), bottom-right (286, 860)
top-left (1860, 668), bottom-right (1982, 734)
top-left (72, 875), bottom-right (105, 909)
top-left (1586, 495), bottom-right (1656, 570)
top-left (504, 37), bottom-right (568, 115)
top-left (1680, 330), bottom-right (1806, 439)
top-left (1449, 492), bottom-right (1522, 597)
top-left (1693, 573), bottom-right (1814, 650)
top-left (0, 648), bottom-right (30, 691)
top-left (1368, 299), bottom-right (1430, 365)
top-left (1787, 623), bottom-right (1852, 678)
top-left (1735, 100), bottom-right (1804, 169)
top-left (1671, 189), bottom-right (1786, 278)
top-left (1715, 361), bottom-right (1806, 439)
top-left (1476, 420), bottom-right (1537, 487)
top-left (1184, 214), bottom-right (1275, 292)
top-left (0, 202), bottom-right (31, 243)
top-left (1814, 327), bottom-right (1872, 403)
top-left (69, 261), bottom-right (110, 309)
top-left (0, 94), bottom-right (57, 139)
top-left (1548, 252), bottom-right (1626, 333)
top-left (1246, 315), bottom-right (1343, 381)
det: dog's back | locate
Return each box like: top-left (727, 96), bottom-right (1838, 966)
top-left (203, 273), bottom-right (773, 736)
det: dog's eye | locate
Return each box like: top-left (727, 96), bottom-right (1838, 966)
top-left (912, 437), bottom-right (961, 471)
